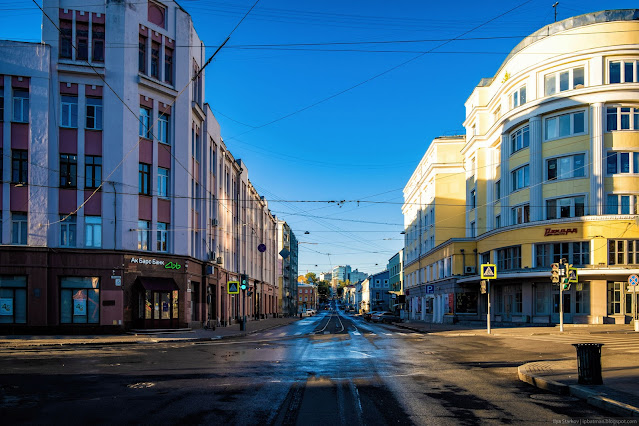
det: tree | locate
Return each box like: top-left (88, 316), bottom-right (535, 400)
top-left (297, 275), bottom-right (305, 283)
top-left (317, 280), bottom-right (330, 303)
top-left (305, 272), bottom-right (318, 285)
top-left (336, 279), bottom-right (350, 298)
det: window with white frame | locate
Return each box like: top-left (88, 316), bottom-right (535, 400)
top-left (497, 246), bottom-right (521, 270)
top-left (495, 215), bottom-right (501, 228)
top-left (438, 260), bottom-right (444, 279)
top-left (11, 213), bottom-right (27, 245)
top-left (546, 196), bottom-right (586, 219)
top-left (60, 95), bottom-right (78, 128)
top-left (536, 242), bottom-right (590, 267)
top-left (547, 153), bottom-right (586, 181)
top-left (470, 221), bottom-right (476, 237)
top-left (544, 66), bottom-right (585, 96)
top-left (606, 194), bottom-right (638, 215)
top-left (60, 214), bottom-right (76, 247)
top-left (606, 151), bottom-right (639, 175)
top-left (85, 216), bottom-right (102, 248)
top-left (544, 110), bottom-right (585, 140)
top-left (157, 167), bottom-right (169, 198)
top-left (157, 222), bottom-right (168, 252)
top-left (606, 106), bottom-right (639, 131)
top-left (608, 60), bottom-right (639, 84)
top-left (139, 107), bottom-right (151, 138)
top-left (511, 165), bottom-right (529, 192)
top-left (608, 240), bottom-right (639, 265)
top-left (469, 189), bottom-right (476, 210)
top-left (158, 113), bottom-right (169, 144)
top-left (12, 89), bottom-right (29, 123)
top-left (511, 85), bottom-right (526, 108)
top-left (138, 220), bottom-right (151, 251)
top-left (86, 98), bottom-right (102, 130)
top-left (511, 204), bottom-right (530, 225)
top-left (510, 125), bottom-right (529, 154)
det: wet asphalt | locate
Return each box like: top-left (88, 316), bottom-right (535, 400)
top-left (0, 310), bottom-right (615, 425)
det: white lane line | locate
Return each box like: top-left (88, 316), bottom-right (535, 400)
top-left (384, 333), bottom-right (392, 336)
top-left (349, 350), bottom-right (372, 358)
top-left (264, 333), bottom-right (273, 336)
top-left (278, 332), bottom-right (286, 337)
top-left (294, 332), bottom-right (302, 335)
top-left (351, 331), bottom-right (361, 336)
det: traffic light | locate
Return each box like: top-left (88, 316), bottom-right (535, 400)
top-left (240, 274), bottom-right (248, 291)
top-left (562, 282), bottom-right (571, 291)
top-left (550, 263), bottom-right (560, 284)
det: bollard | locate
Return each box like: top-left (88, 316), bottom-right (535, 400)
top-left (572, 343), bottom-right (604, 385)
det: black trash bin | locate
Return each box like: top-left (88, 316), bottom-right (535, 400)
top-left (572, 343), bottom-right (604, 385)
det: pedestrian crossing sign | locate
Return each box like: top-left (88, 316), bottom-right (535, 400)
top-left (568, 268), bottom-right (578, 283)
top-left (481, 264), bottom-right (497, 280)
top-left (227, 281), bottom-right (239, 294)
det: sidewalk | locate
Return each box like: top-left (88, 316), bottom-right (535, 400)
top-left (0, 316), bottom-right (300, 349)
top-left (395, 320), bottom-right (639, 417)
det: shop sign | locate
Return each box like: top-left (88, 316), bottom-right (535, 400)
top-left (544, 228), bottom-right (578, 237)
top-left (129, 257), bottom-right (182, 270)
top-left (0, 298), bottom-right (13, 316)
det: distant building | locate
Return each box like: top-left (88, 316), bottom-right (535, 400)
top-left (319, 272), bottom-right (332, 282)
top-left (297, 284), bottom-right (317, 312)
top-left (277, 220), bottom-right (298, 317)
top-left (388, 249), bottom-right (404, 313)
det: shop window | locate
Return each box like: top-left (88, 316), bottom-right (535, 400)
top-left (606, 151), bottom-right (639, 174)
top-left (608, 240), bottom-right (639, 265)
top-left (12, 89), bottom-right (29, 123)
top-left (86, 98), bottom-right (103, 130)
top-left (157, 222), bottom-right (168, 252)
top-left (139, 163), bottom-right (151, 195)
top-left (92, 23), bottom-right (105, 62)
top-left (11, 213), bottom-right (27, 245)
top-left (60, 214), bottom-right (77, 247)
top-left (546, 196), bottom-right (585, 219)
top-left (575, 282), bottom-right (590, 314)
top-left (139, 35), bottom-right (147, 74)
top-left (547, 153), bottom-right (586, 181)
top-left (76, 23), bottom-right (89, 61)
top-left (0, 276), bottom-right (27, 324)
top-left (534, 283), bottom-right (550, 315)
top-left (11, 149), bottom-right (28, 184)
top-left (59, 154), bottom-right (77, 188)
top-left (85, 216), bottom-right (102, 248)
top-left (456, 292), bottom-right (477, 314)
top-left (59, 19), bottom-right (72, 59)
top-left (138, 220), bottom-right (151, 251)
top-left (60, 277), bottom-right (99, 324)
top-left (85, 155), bottom-right (102, 189)
top-left (497, 246), bottom-right (521, 271)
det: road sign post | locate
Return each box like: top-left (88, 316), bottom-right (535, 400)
top-left (629, 274), bottom-right (639, 332)
top-left (481, 264), bottom-right (497, 335)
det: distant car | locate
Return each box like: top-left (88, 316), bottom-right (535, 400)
top-left (377, 312), bottom-right (401, 324)
top-left (306, 309), bottom-right (316, 316)
top-left (363, 311), bottom-right (384, 322)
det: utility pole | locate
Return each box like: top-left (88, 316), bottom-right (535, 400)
top-left (552, 2), bottom-right (559, 22)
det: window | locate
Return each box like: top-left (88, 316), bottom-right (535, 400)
top-left (138, 220), bottom-right (151, 251)
top-left (59, 154), bottom-right (77, 188)
top-left (86, 98), bottom-right (103, 130)
top-left (606, 106), bottom-right (639, 131)
top-left (11, 213), bottom-right (27, 245)
top-left (535, 283), bottom-right (550, 315)
top-left (495, 180), bottom-right (501, 201)
top-left (85, 155), bottom-right (102, 189)
top-left (546, 196), bottom-right (586, 219)
top-left (606, 194), bottom-right (637, 215)
top-left (139, 163), bottom-right (151, 195)
top-left (544, 66), bottom-right (585, 96)
top-left (606, 151), bottom-right (639, 174)
top-left (511, 165), bottom-right (529, 191)
top-left (470, 221), bottom-right (476, 237)
top-left (139, 107), bottom-right (151, 138)
top-left (157, 222), bottom-right (168, 252)
top-left (536, 242), bottom-right (590, 267)
top-left (608, 240), bottom-right (639, 265)
top-left (544, 111), bottom-right (585, 140)
top-left (60, 214), bottom-right (77, 247)
top-left (151, 41), bottom-right (160, 79)
top-left (164, 47), bottom-right (173, 84)
top-left (92, 23), bottom-right (105, 62)
top-left (158, 113), bottom-right (169, 144)
top-left (469, 189), bottom-right (476, 210)
top-left (456, 292), bottom-right (478, 314)
top-left (608, 60), bottom-right (638, 84)
top-left (511, 85), bottom-right (526, 108)
top-left (85, 216), bottom-right (102, 248)
top-left (607, 282), bottom-right (622, 315)
top-left (0, 88), bottom-right (3, 121)
top-left (0, 276), bottom-right (27, 324)
top-left (497, 246), bottom-right (521, 270)
top-left (480, 252), bottom-right (490, 265)
top-left (547, 154), bottom-right (586, 181)
top-left (575, 282), bottom-right (590, 314)
top-left (511, 204), bottom-right (530, 224)
top-left (60, 277), bottom-right (99, 324)
top-left (11, 150), bottom-right (28, 184)
top-left (59, 19), bottom-right (72, 59)
top-left (139, 36), bottom-right (147, 73)
top-left (495, 215), bottom-right (501, 228)
top-left (60, 96), bottom-right (78, 128)
top-left (76, 23), bottom-right (88, 61)
top-left (510, 125), bottom-right (529, 153)
top-left (157, 167), bottom-right (169, 198)
top-left (12, 89), bottom-right (29, 123)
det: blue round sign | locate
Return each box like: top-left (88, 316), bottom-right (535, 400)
top-left (258, 243), bottom-right (266, 253)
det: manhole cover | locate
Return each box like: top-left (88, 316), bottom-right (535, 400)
top-left (127, 382), bottom-right (156, 389)
top-left (530, 394), bottom-right (578, 402)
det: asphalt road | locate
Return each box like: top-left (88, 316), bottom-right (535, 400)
top-left (0, 310), bottom-right (615, 425)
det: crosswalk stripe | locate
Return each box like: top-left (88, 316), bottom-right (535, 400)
top-left (278, 332), bottom-right (286, 336)
top-left (264, 332), bottom-right (273, 336)
top-left (294, 332), bottom-right (302, 335)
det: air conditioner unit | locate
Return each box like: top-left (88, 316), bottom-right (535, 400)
top-left (216, 256), bottom-right (223, 265)
top-left (211, 218), bottom-right (218, 226)
top-left (208, 251), bottom-right (216, 261)
top-left (465, 266), bottom-right (476, 275)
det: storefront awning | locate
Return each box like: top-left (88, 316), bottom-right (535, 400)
top-left (137, 277), bottom-right (179, 291)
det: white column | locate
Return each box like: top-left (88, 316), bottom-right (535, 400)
top-left (500, 133), bottom-right (510, 225)
top-left (529, 116), bottom-right (543, 221)
top-left (591, 102), bottom-right (604, 216)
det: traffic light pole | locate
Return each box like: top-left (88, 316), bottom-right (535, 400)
top-left (559, 283), bottom-right (564, 333)
top-left (487, 279), bottom-right (491, 335)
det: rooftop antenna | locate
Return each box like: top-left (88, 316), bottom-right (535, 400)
top-left (552, 2), bottom-right (559, 22)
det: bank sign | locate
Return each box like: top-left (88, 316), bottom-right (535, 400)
top-left (129, 257), bottom-right (182, 270)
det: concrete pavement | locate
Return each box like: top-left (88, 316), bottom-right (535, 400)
top-left (395, 320), bottom-right (639, 418)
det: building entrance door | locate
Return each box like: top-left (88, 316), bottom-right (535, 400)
top-left (552, 287), bottom-right (573, 324)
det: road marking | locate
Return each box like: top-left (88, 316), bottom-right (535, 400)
top-left (264, 333), bottom-right (273, 336)
top-left (278, 332), bottom-right (286, 336)
top-left (294, 332), bottom-right (302, 335)
top-left (351, 331), bottom-right (361, 336)
top-left (384, 333), bottom-right (392, 336)
top-left (349, 350), bottom-right (372, 358)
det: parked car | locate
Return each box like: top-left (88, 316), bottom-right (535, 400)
top-left (306, 309), bottom-right (316, 316)
top-left (370, 311), bottom-right (391, 323)
top-left (377, 312), bottom-right (401, 324)
top-left (363, 311), bottom-right (384, 322)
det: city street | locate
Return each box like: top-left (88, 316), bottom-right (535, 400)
top-left (0, 310), bottom-right (616, 425)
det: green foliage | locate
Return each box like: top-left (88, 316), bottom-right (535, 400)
top-left (305, 272), bottom-right (318, 284)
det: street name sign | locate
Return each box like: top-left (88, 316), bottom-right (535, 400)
top-left (227, 281), bottom-right (239, 294)
top-left (481, 264), bottom-right (497, 280)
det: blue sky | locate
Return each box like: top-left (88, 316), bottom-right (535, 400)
top-left (1, 0), bottom-right (636, 276)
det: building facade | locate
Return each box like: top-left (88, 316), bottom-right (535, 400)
top-left (297, 283), bottom-right (316, 312)
top-left (277, 220), bottom-right (298, 317)
top-left (388, 249), bottom-right (404, 313)
top-left (0, 0), bottom-right (280, 332)
top-left (402, 9), bottom-right (639, 326)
